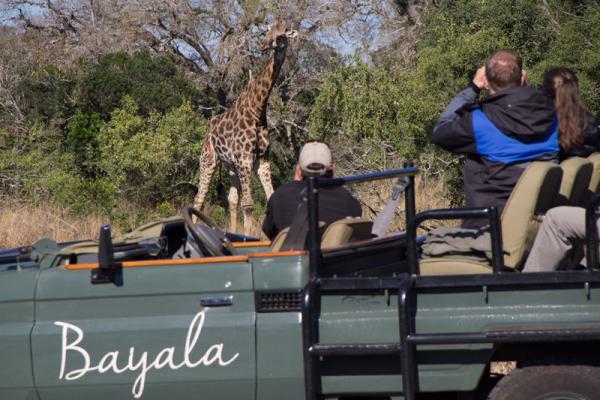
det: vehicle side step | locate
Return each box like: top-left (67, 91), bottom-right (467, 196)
top-left (408, 328), bottom-right (600, 345)
top-left (310, 343), bottom-right (402, 356)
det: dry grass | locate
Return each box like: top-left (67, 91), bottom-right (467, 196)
top-left (0, 174), bottom-right (454, 248)
top-left (490, 361), bottom-right (516, 375)
top-left (0, 203), bottom-right (110, 249)
top-left (354, 173), bottom-right (454, 232)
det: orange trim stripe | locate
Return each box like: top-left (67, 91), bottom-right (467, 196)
top-left (232, 241), bottom-right (271, 248)
top-left (65, 255), bottom-right (249, 270)
top-left (65, 251), bottom-right (306, 270)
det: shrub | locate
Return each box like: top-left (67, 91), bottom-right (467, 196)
top-left (98, 97), bottom-right (209, 205)
top-left (65, 112), bottom-right (103, 178)
top-left (76, 50), bottom-right (202, 118)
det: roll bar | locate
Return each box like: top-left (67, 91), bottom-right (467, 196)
top-left (306, 163), bottom-right (418, 279)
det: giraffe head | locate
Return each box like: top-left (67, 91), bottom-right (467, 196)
top-left (259, 20), bottom-right (298, 52)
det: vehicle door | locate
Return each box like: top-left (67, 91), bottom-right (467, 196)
top-left (0, 262), bottom-right (38, 400)
top-left (31, 256), bottom-right (255, 400)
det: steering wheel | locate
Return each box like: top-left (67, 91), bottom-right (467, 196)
top-left (181, 206), bottom-right (237, 257)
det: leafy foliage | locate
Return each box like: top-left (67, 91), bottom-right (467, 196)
top-left (98, 97), bottom-right (208, 205)
top-left (65, 112), bottom-right (103, 178)
top-left (77, 51), bottom-right (202, 118)
top-left (17, 65), bottom-right (77, 125)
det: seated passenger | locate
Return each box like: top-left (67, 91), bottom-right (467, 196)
top-left (522, 68), bottom-right (600, 272)
top-left (431, 49), bottom-right (559, 229)
top-left (541, 67), bottom-right (600, 160)
top-left (262, 142), bottom-right (362, 240)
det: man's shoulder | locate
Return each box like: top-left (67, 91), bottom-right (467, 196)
top-left (271, 181), bottom-right (303, 200)
top-left (325, 186), bottom-right (361, 207)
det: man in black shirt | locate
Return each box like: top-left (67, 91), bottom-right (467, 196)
top-left (262, 142), bottom-right (362, 240)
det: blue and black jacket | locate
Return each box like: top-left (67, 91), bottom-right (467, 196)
top-left (431, 85), bottom-right (558, 229)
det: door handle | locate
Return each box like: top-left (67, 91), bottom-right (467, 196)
top-left (200, 295), bottom-right (234, 307)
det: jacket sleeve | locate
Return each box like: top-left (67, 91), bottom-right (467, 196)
top-left (261, 197), bottom-right (278, 240)
top-left (430, 86), bottom-right (479, 155)
top-left (583, 113), bottom-right (600, 152)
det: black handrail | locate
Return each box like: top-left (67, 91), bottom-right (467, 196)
top-left (406, 207), bottom-right (504, 275)
top-left (315, 166), bottom-right (419, 188)
top-left (307, 177), bottom-right (321, 279)
top-left (585, 194), bottom-right (600, 271)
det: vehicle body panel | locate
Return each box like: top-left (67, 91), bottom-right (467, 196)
top-left (318, 284), bottom-right (600, 396)
top-left (0, 268), bottom-right (39, 400)
top-left (31, 260), bottom-right (255, 400)
top-left (253, 254), bottom-right (307, 400)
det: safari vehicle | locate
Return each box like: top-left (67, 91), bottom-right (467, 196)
top-left (3, 162), bottom-right (600, 400)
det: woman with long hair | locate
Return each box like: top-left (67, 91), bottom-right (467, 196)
top-left (542, 67), bottom-right (600, 159)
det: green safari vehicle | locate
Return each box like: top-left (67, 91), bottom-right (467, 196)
top-left (3, 165), bottom-right (600, 400)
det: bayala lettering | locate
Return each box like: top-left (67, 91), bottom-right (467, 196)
top-left (54, 311), bottom-right (239, 398)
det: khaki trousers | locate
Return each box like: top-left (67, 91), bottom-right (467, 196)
top-left (523, 206), bottom-right (600, 272)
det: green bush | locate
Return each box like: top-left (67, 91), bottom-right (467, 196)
top-left (17, 65), bottom-right (77, 125)
top-left (65, 112), bottom-right (103, 178)
top-left (77, 50), bottom-right (202, 118)
top-left (98, 97), bottom-right (209, 205)
top-left (47, 173), bottom-right (117, 215)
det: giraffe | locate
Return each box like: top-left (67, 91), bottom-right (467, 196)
top-left (193, 20), bottom-right (298, 234)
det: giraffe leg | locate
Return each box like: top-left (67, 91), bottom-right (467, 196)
top-left (193, 141), bottom-right (217, 212)
top-left (228, 172), bottom-right (240, 233)
top-left (256, 127), bottom-right (274, 200)
top-left (238, 166), bottom-right (254, 235)
top-left (257, 158), bottom-right (274, 199)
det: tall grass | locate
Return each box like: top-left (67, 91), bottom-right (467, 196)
top-left (0, 203), bottom-right (108, 249)
top-left (354, 173), bottom-right (454, 232)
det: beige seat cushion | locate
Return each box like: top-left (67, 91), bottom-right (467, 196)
top-left (269, 227), bottom-right (290, 252)
top-left (556, 157), bottom-right (593, 207)
top-left (500, 162), bottom-right (562, 269)
top-left (587, 153), bottom-right (600, 194)
top-left (268, 221), bottom-right (327, 252)
top-left (321, 218), bottom-right (373, 249)
top-left (420, 257), bottom-right (492, 276)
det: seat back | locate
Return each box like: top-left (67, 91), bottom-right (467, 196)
top-left (501, 162), bottom-right (563, 269)
top-left (555, 157), bottom-right (593, 207)
top-left (269, 227), bottom-right (290, 252)
top-left (268, 221), bottom-right (328, 252)
top-left (320, 218), bottom-right (374, 249)
top-left (587, 153), bottom-right (600, 195)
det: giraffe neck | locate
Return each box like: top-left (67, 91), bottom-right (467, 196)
top-left (236, 47), bottom-right (286, 117)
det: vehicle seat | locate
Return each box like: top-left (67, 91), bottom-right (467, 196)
top-left (555, 157), bottom-right (593, 207)
top-left (269, 227), bottom-right (290, 252)
top-left (321, 218), bottom-right (374, 249)
top-left (587, 153), bottom-right (600, 196)
top-left (420, 162), bottom-right (563, 275)
top-left (268, 221), bottom-right (327, 252)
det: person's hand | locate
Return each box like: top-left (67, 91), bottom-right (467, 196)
top-left (521, 69), bottom-right (528, 86)
top-left (472, 66), bottom-right (487, 90)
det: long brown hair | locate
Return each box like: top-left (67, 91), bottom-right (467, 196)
top-left (542, 67), bottom-right (588, 153)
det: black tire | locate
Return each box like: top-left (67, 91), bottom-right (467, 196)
top-left (487, 364), bottom-right (600, 400)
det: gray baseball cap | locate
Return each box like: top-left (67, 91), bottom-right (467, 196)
top-left (298, 142), bottom-right (332, 175)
